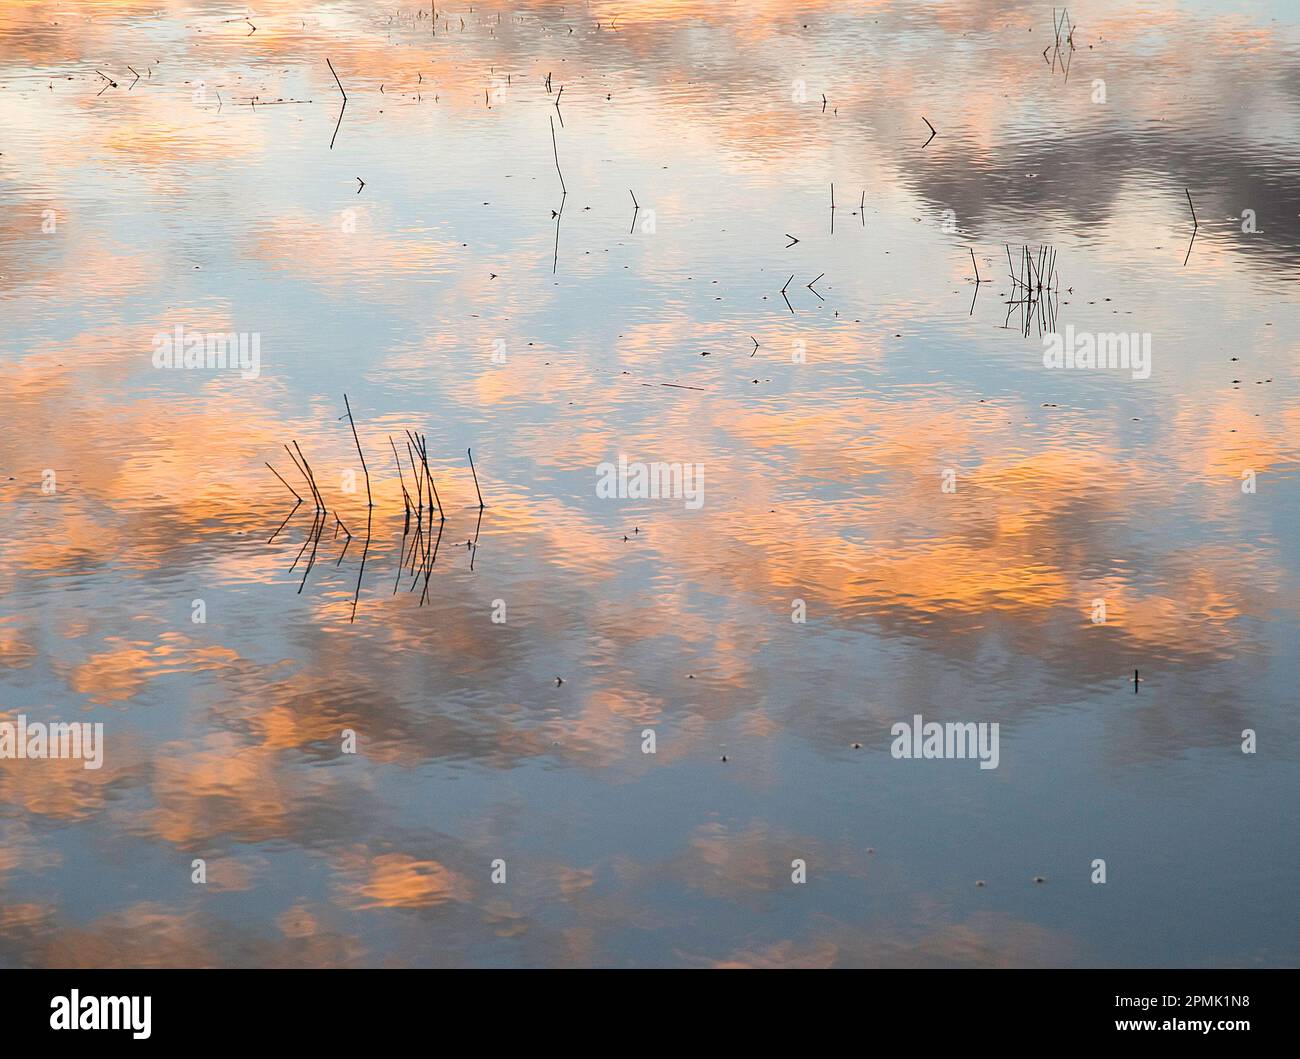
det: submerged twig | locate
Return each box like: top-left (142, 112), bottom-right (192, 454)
top-left (326, 57), bottom-right (348, 150)
top-left (342, 394), bottom-right (373, 508)
top-left (468, 448), bottom-right (485, 509)
top-left (266, 461), bottom-right (302, 503)
top-left (1183, 187), bottom-right (1199, 266)
top-left (549, 114), bottom-right (566, 196)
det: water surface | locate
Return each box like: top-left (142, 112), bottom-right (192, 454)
top-left (1, 0), bottom-right (1298, 967)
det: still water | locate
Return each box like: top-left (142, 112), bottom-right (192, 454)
top-left (1, 0), bottom-right (1298, 966)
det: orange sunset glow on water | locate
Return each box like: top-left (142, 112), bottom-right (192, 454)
top-left (0, 0), bottom-right (1298, 971)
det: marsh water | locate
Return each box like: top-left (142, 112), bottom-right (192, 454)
top-left (1, 0), bottom-right (1298, 967)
